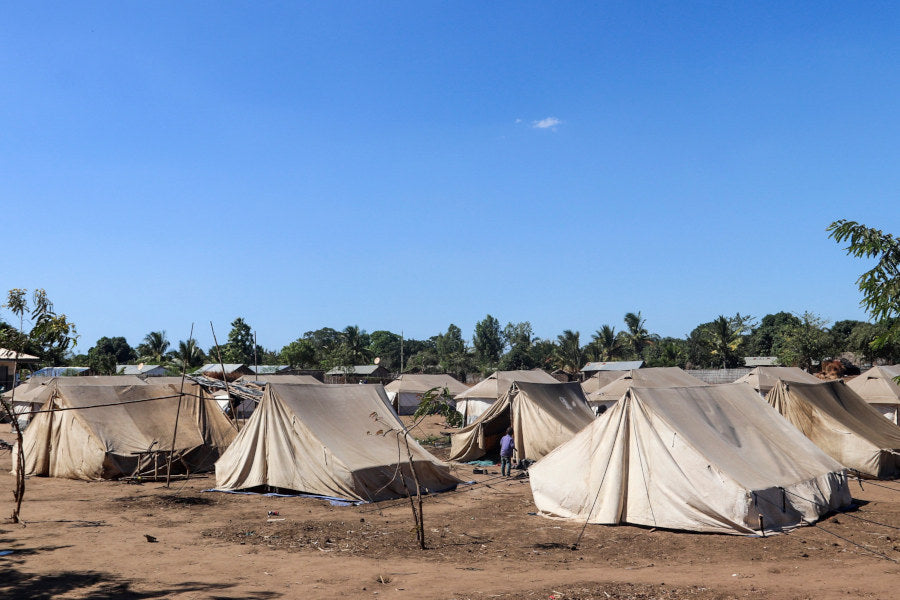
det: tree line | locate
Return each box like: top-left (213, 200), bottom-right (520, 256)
top-left (2, 220), bottom-right (897, 380)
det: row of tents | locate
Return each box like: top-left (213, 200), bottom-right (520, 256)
top-left (6, 365), bottom-right (900, 536)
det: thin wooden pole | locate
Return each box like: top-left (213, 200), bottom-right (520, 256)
top-left (165, 323), bottom-right (193, 488)
top-left (210, 322), bottom-right (237, 428)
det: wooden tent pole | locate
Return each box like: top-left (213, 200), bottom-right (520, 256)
top-left (165, 323), bottom-right (194, 488)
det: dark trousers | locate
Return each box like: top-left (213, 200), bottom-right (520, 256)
top-left (500, 456), bottom-right (512, 476)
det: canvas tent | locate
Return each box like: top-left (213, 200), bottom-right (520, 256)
top-left (766, 380), bottom-right (900, 478)
top-left (735, 367), bottom-right (821, 396)
top-left (2, 375), bottom-right (148, 428)
top-left (384, 373), bottom-right (469, 415)
top-left (454, 369), bottom-right (558, 425)
top-left (15, 382), bottom-right (237, 480)
top-left (215, 384), bottom-right (460, 502)
top-left (580, 371), bottom-right (625, 397)
top-left (846, 365), bottom-right (900, 424)
top-left (530, 384), bottom-right (851, 535)
top-left (587, 367), bottom-right (706, 411)
top-left (449, 381), bottom-right (595, 463)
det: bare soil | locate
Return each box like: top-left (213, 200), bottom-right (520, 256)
top-left (2, 419), bottom-right (900, 599)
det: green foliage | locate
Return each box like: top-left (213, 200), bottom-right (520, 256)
top-left (775, 312), bottom-right (835, 371)
top-left (2, 288), bottom-right (79, 366)
top-left (553, 329), bottom-right (584, 373)
top-left (472, 314), bottom-right (503, 370)
top-left (87, 336), bottom-right (137, 374)
top-left (412, 387), bottom-right (463, 428)
top-left (279, 338), bottom-right (317, 368)
top-left (587, 325), bottom-right (625, 362)
top-left (221, 317), bottom-right (257, 364)
top-left (644, 337), bottom-right (688, 368)
top-left (136, 330), bottom-right (170, 364)
top-left (622, 311), bottom-right (655, 359)
top-left (502, 321), bottom-right (533, 350)
top-left (172, 338), bottom-right (205, 370)
top-left (368, 330), bottom-right (402, 370)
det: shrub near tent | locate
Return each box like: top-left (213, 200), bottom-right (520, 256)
top-left (530, 384), bottom-right (851, 535)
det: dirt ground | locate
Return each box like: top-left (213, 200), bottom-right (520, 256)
top-left (2, 418), bottom-right (900, 600)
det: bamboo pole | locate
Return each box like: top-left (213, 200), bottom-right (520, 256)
top-left (165, 323), bottom-right (193, 487)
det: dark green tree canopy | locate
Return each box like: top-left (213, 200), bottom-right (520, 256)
top-left (472, 314), bottom-right (502, 370)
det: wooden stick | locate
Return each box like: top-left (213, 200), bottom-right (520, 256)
top-left (210, 322), bottom-right (237, 428)
top-left (165, 323), bottom-right (193, 488)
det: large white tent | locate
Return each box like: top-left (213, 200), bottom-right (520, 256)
top-left (767, 380), bottom-right (900, 478)
top-left (846, 365), bottom-right (900, 424)
top-left (449, 381), bottom-right (595, 463)
top-left (454, 369), bottom-right (558, 425)
top-left (16, 381), bottom-right (236, 480)
top-left (530, 384), bottom-right (851, 535)
top-left (215, 384), bottom-right (460, 501)
top-left (384, 373), bottom-right (469, 415)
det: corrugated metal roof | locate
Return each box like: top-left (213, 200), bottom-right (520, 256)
top-left (325, 365), bottom-right (386, 376)
top-left (0, 348), bottom-right (40, 361)
top-left (31, 366), bottom-right (90, 377)
top-left (581, 361), bottom-right (644, 372)
top-left (197, 363), bottom-right (248, 374)
top-left (743, 356), bottom-right (780, 367)
top-left (249, 365), bottom-right (290, 374)
top-left (117, 364), bottom-right (167, 376)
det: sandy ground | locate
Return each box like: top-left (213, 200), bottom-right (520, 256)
top-left (2, 419), bottom-right (900, 600)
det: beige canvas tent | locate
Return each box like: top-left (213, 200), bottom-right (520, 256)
top-left (587, 367), bottom-right (706, 411)
top-left (449, 381), bottom-right (595, 463)
top-left (16, 382), bottom-right (236, 480)
top-left (766, 380), bottom-right (900, 478)
top-left (735, 366), bottom-right (821, 395)
top-left (580, 371), bottom-right (625, 397)
top-left (384, 373), bottom-right (469, 415)
top-left (454, 369), bottom-right (558, 425)
top-left (215, 384), bottom-right (460, 501)
top-left (530, 384), bottom-right (851, 535)
top-left (846, 365), bottom-right (900, 424)
top-left (2, 375), bottom-right (148, 428)
top-left (238, 374), bottom-right (323, 386)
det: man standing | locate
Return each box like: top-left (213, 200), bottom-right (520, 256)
top-left (499, 427), bottom-right (515, 477)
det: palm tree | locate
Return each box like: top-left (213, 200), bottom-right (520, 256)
top-left (553, 330), bottom-right (584, 374)
top-left (704, 314), bottom-right (753, 369)
top-left (623, 312), bottom-right (652, 359)
top-left (138, 331), bottom-right (170, 364)
top-left (590, 325), bottom-right (624, 361)
top-left (172, 338), bottom-right (204, 370)
top-left (341, 325), bottom-right (373, 365)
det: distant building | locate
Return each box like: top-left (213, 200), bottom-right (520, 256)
top-left (580, 360), bottom-right (644, 380)
top-left (117, 364), bottom-right (168, 377)
top-left (743, 356), bottom-right (780, 367)
top-left (31, 366), bottom-right (92, 378)
top-left (195, 364), bottom-right (254, 380)
top-left (0, 348), bottom-right (39, 392)
top-left (324, 364), bottom-right (391, 384)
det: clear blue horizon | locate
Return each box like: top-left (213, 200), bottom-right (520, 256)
top-left (2, 2), bottom-right (897, 353)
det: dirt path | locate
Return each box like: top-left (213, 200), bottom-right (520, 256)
top-left (2, 424), bottom-right (899, 599)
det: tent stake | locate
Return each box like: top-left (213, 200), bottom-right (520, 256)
top-left (758, 514), bottom-right (766, 537)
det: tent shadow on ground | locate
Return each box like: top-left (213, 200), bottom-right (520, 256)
top-left (0, 530), bottom-right (281, 600)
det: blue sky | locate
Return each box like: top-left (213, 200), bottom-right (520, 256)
top-left (2, 2), bottom-right (898, 352)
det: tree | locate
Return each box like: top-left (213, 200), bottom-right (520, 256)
top-left (776, 312), bottom-right (835, 371)
top-left (703, 313), bottom-right (755, 369)
top-left (744, 312), bottom-right (801, 357)
top-left (221, 317), bottom-right (256, 364)
top-left (1, 288), bottom-right (78, 523)
top-left (172, 338), bottom-right (205, 370)
top-left (588, 325), bottom-right (625, 362)
top-left (553, 330), bottom-right (584, 374)
top-left (337, 325), bottom-right (372, 366)
top-left (136, 330), bottom-right (170, 364)
top-left (472, 315), bottom-right (503, 370)
top-left (368, 330), bottom-right (402, 370)
top-left (828, 220), bottom-right (900, 352)
top-left (644, 337), bottom-right (688, 368)
top-left (502, 321), bottom-right (533, 350)
top-left (87, 336), bottom-right (137, 374)
top-left (622, 312), bottom-right (653, 359)
top-left (279, 338), bottom-right (317, 369)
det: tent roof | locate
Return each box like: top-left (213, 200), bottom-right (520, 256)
top-left (587, 367), bottom-right (705, 403)
top-left (215, 383), bottom-right (459, 500)
top-left (450, 381), bottom-right (595, 462)
top-left (238, 374), bottom-right (323, 385)
top-left (324, 365), bottom-right (386, 376)
top-left (384, 373), bottom-right (469, 396)
top-left (454, 369), bottom-right (557, 400)
top-left (3, 375), bottom-right (148, 402)
top-left (580, 371), bottom-right (625, 395)
top-left (530, 383), bottom-right (849, 534)
top-left (846, 365), bottom-right (900, 405)
top-left (0, 348), bottom-right (39, 361)
top-left (767, 380), bottom-right (900, 478)
top-left (734, 367), bottom-right (820, 393)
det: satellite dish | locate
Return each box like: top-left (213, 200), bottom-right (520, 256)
top-left (374, 357), bottom-right (381, 364)
top-left (137, 362), bottom-right (145, 370)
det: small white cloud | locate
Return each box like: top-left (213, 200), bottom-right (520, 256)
top-left (532, 117), bottom-right (561, 130)
top-left (515, 118), bottom-right (522, 123)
